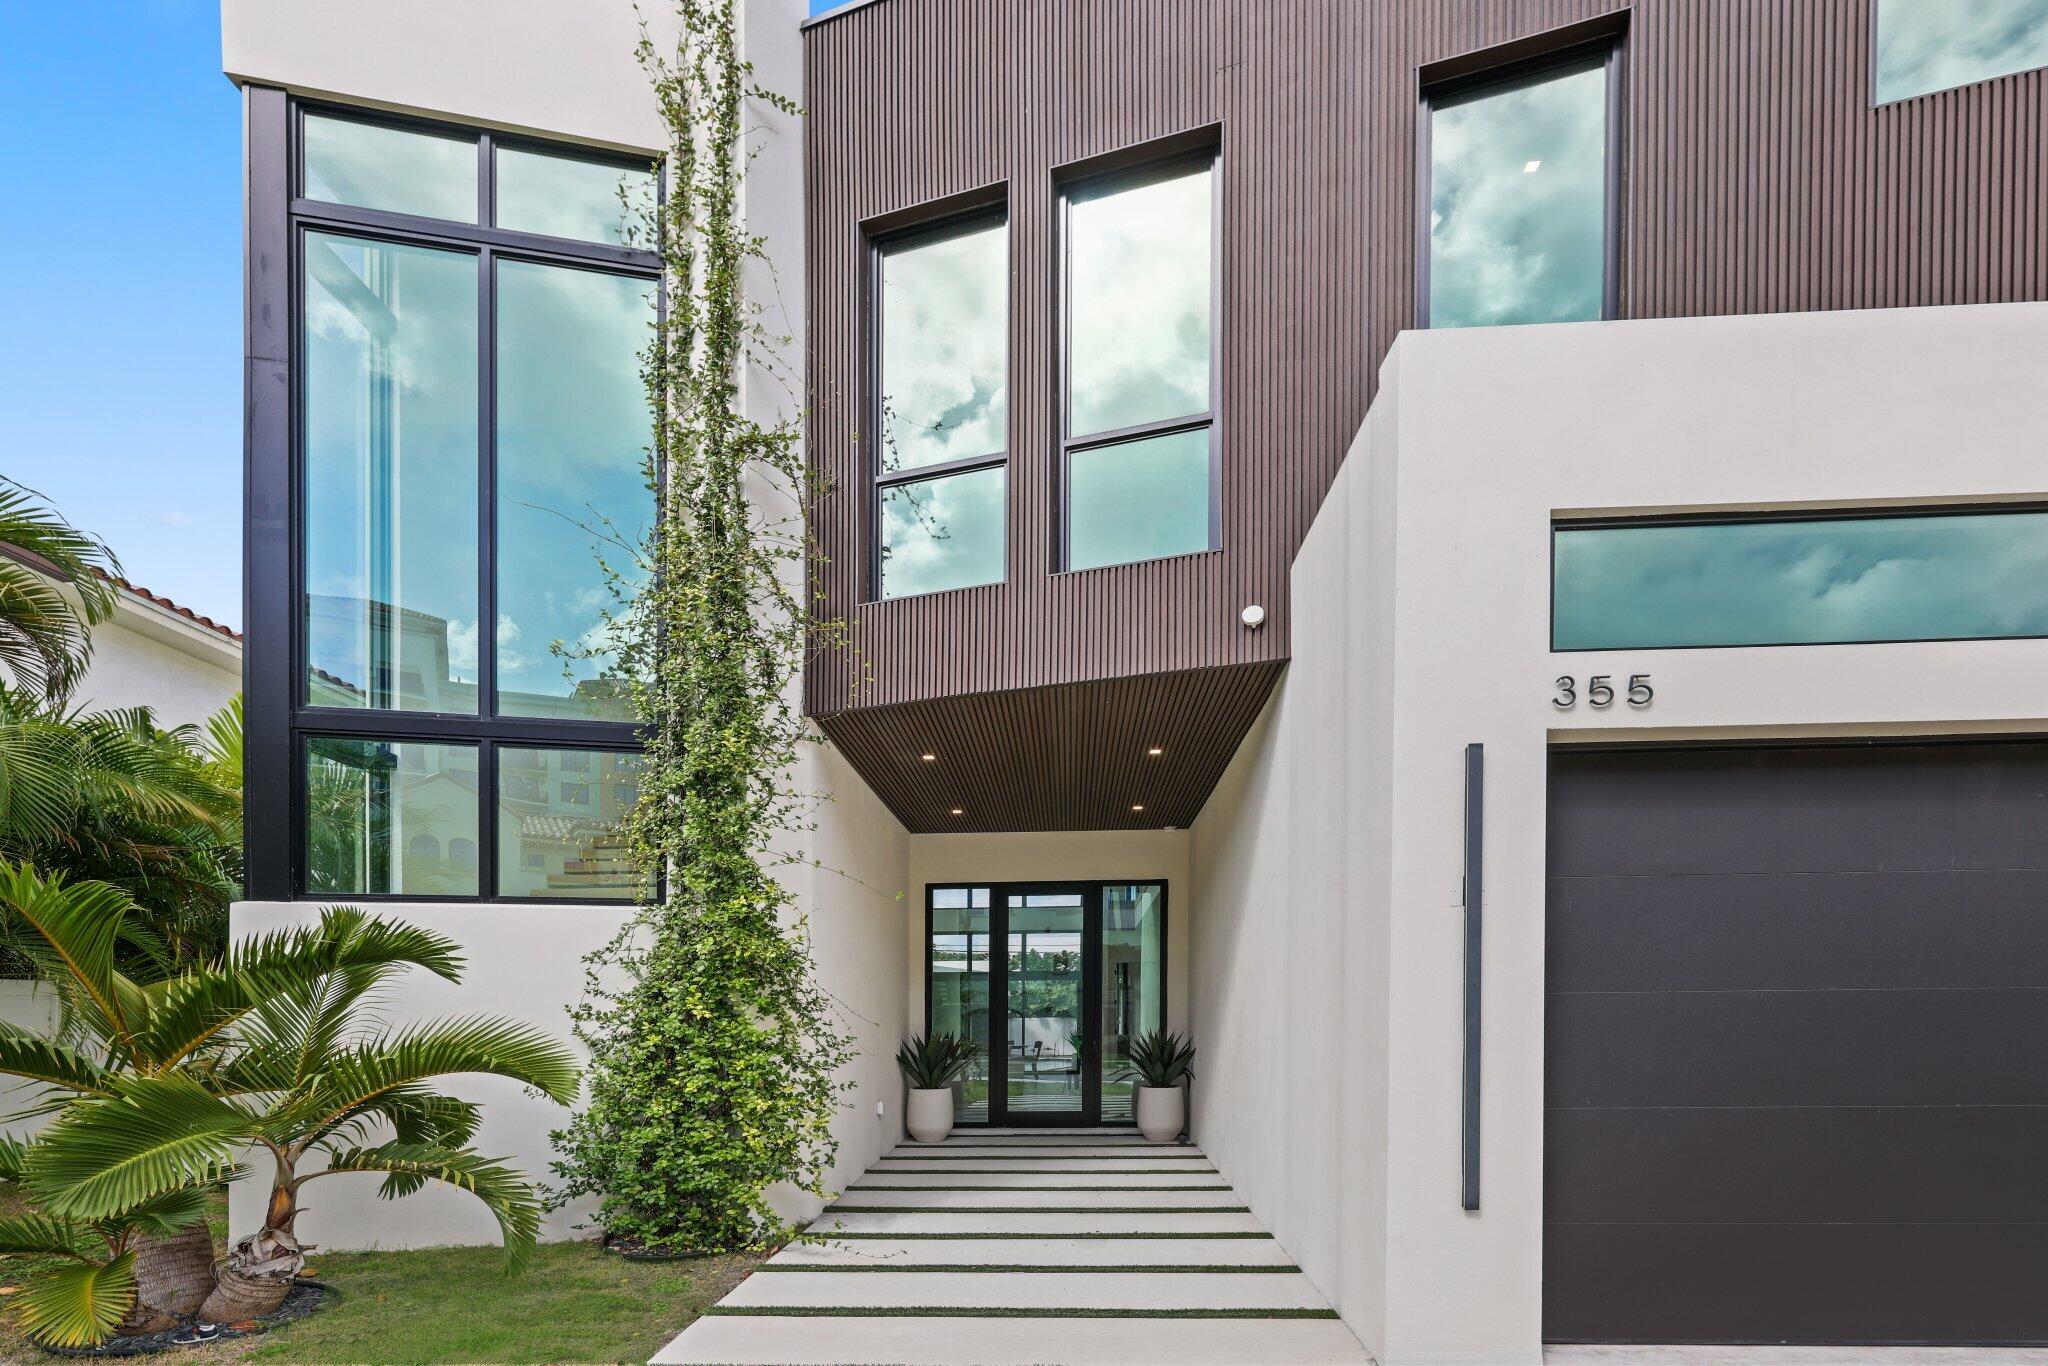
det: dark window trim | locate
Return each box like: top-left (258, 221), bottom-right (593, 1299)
top-left (1548, 500), bottom-right (2048, 654)
top-left (1415, 34), bottom-right (1626, 331)
top-left (922, 880), bottom-right (1170, 1129)
top-left (1055, 145), bottom-right (1222, 574)
top-left (864, 198), bottom-right (1011, 603)
top-left (250, 91), bottom-right (659, 901)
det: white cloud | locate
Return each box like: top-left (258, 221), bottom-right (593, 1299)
top-left (1876, 0), bottom-right (2048, 102)
top-left (880, 222), bottom-right (1008, 470)
top-left (1067, 168), bottom-right (1212, 436)
top-left (1429, 62), bottom-right (1607, 328)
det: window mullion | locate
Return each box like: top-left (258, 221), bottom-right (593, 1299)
top-left (479, 246), bottom-right (498, 723)
top-left (479, 739), bottom-right (499, 897)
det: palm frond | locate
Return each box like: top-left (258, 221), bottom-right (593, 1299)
top-left (281, 1018), bottom-right (578, 1147)
top-left (0, 1132), bottom-right (28, 1182)
top-left (97, 1183), bottom-right (217, 1240)
top-left (0, 1019), bottom-right (112, 1095)
top-left (312, 1143), bottom-right (543, 1272)
top-left (23, 1075), bottom-right (249, 1221)
top-left (199, 693), bottom-right (243, 795)
top-left (0, 478), bottom-right (118, 705)
top-left (0, 862), bottom-right (140, 1052)
top-left (133, 907), bottom-right (467, 1076)
top-left (0, 1212), bottom-right (95, 1261)
top-left (223, 908), bottom-right (469, 1095)
top-left (13, 1250), bottom-right (136, 1349)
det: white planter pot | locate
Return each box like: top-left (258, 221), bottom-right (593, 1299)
top-left (1136, 1084), bottom-right (1185, 1143)
top-left (906, 1087), bottom-right (954, 1144)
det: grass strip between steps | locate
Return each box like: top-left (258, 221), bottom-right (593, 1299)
top-left (852, 1185), bottom-right (1234, 1192)
top-left (827, 1205), bottom-right (1251, 1214)
top-left (803, 1231), bottom-right (1275, 1240)
top-left (755, 1264), bottom-right (1302, 1273)
top-left (704, 1306), bottom-right (1341, 1320)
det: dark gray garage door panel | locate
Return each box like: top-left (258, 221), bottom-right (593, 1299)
top-left (1545, 742), bottom-right (2048, 1346)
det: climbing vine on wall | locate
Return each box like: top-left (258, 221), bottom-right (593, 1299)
top-left (550, 0), bottom-right (855, 1254)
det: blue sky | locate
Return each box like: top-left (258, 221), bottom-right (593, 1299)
top-left (1, 3), bottom-right (242, 627)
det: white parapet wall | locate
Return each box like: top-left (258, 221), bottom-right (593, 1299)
top-left (1190, 301), bottom-right (2048, 1364)
top-left (0, 979), bottom-right (62, 1142)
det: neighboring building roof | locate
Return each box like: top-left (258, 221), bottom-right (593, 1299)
top-left (98, 572), bottom-right (240, 642)
top-left (0, 542), bottom-right (241, 643)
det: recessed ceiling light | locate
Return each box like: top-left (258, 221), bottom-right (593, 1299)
top-left (1147, 746), bottom-right (1164, 757)
top-left (1131, 803), bottom-right (1145, 812)
top-left (1523, 159), bottom-right (1542, 173)
top-left (949, 807), bottom-right (964, 816)
top-left (920, 752), bottom-right (937, 762)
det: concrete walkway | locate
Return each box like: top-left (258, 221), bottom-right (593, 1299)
top-left (654, 1129), bottom-right (1372, 1365)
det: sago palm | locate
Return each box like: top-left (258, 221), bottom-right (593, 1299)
top-left (0, 479), bottom-right (118, 705)
top-left (0, 864), bottom-right (579, 1342)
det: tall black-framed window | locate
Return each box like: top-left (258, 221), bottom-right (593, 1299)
top-left (1057, 152), bottom-right (1220, 574)
top-left (868, 206), bottom-right (1009, 601)
top-left (244, 90), bottom-right (661, 902)
top-left (1417, 37), bottom-right (1624, 329)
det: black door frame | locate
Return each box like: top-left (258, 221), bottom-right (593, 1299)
top-left (924, 879), bottom-right (1168, 1128)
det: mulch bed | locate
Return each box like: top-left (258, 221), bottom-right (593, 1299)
top-left (35, 1280), bottom-right (332, 1357)
top-left (598, 1233), bottom-right (719, 1262)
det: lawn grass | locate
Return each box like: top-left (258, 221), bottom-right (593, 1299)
top-left (0, 1188), bottom-right (761, 1365)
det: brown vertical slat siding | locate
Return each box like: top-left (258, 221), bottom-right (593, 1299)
top-left (803, 0), bottom-right (2048, 829)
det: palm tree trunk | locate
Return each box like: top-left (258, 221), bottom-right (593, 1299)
top-left (197, 1179), bottom-right (303, 1324)
top-left (119, 1221), bottom-right (217, 1333)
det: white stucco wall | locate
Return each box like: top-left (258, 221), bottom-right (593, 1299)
top-left (72, 602), bottom-right (240, 731)
top-left (221, 0), bottom-right (675, 152)
top-left (1191, 301), bottom-right (2048, 1364)
top-left (229, 740), bottom-right (906, 1250)
top-left (224, 0), bottom-right (914, 1252)
top-left (0, 981), bottom-right (62, 1141)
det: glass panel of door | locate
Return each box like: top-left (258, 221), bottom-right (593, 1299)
top-left (927, 882), bottom-right (1163, 1126)
top-left (1005, 891), bottom-right (1088, 1118)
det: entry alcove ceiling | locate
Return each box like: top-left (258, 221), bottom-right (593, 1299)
top-left (814, 661), bottom-right (1283, 833)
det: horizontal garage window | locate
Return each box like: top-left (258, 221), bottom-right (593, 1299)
top-left (1552, 507), bottom-right (2048, 650)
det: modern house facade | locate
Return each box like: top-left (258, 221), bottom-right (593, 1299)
top-left (226, 0), bottom-right (2048, 1358)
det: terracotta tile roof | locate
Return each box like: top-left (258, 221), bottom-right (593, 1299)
top-left (98, 572), bottom-right (241, 642)
top-left (0, 545), bottom-right (240, 643)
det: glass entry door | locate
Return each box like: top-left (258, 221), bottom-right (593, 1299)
top-left (927, 882), bottom-right (1164, 1126)
top-left (1004, 890), bottom-right (1089, 1119)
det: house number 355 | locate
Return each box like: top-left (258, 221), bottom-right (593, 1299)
top-left (1553, 674), bottom-right (1653, 709)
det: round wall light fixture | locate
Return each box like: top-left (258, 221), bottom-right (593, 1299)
top-left (1241, 604), bottom-right (1266, 628)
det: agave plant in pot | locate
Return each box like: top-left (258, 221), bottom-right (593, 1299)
top-left (895, 1033), bottom-right (976, 1144)
top-left (1129, 1029), bottom-right (1196, 1142)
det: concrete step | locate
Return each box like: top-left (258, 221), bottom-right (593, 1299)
top-left (720, 1269), bottom-right (1336, 1312)
top-left (850, 1171), bottom-right (1229, 1190)
top-left (810, 1210), bottom-right (1272, 1237)
top-left (831, 1188), bottom-right (1243, 1211)
top-left (889, 1145), bottom-right (1192, 1161)
top-left (870, 1158), bottom-right (1217, 1174)
top-left (964, 1127), bottom-right (1143, 1136)
top-left (653, 1315), bottom-right (1374, 1365)
top-left (770, 1236), bottom-right (1297, 1268)
top-left (911, 1133), bottom-right (1162, 1146)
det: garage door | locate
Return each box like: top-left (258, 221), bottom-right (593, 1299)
top-left (1546, 742), bottom-right (2048, 1345)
